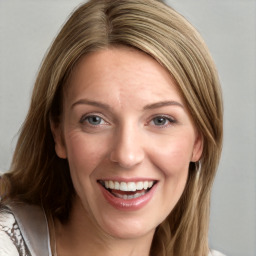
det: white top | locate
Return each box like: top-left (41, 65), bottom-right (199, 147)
top-left (209, 250), bottom-right (226, 256)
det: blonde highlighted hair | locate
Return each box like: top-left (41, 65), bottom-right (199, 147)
top-left (1, 0), bottom-right (223, 255)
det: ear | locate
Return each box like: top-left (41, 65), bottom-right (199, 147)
top-left (191, 132), bottom-right (204, 162)
top-left (50, 119), bottom-right (67, 159)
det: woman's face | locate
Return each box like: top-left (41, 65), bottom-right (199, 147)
top-left (53, 47), bottom-right (202, 240)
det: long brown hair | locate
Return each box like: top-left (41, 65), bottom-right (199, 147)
top-left (0, 0), bottom-right (223, 255)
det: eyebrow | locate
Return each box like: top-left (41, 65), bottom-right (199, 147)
top-left (71, 99), bottom-right (184, 111)
top-left (143, 100), bottom-right (184, 110)
top-left (71, 99), bottom-right (111, 110)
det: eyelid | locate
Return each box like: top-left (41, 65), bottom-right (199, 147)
top-left (79, 112), bottom-right (109, 125)
top-left (147, 114), bottom-right (177, 127)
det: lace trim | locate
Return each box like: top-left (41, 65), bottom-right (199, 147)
top-left (0, 210), bottom-right (31, 256)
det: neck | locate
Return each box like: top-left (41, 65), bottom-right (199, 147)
top-left (54, 197), bottom-right (154, 256)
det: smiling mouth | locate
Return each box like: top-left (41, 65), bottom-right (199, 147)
top-left (98, 180), bottom-right (157, 200)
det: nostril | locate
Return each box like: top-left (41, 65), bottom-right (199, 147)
top-left (109, 129), bottom-right (145, 168)
top-left (109, 148), bottom-right (145, 169)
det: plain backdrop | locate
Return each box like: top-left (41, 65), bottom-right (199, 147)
top-left (0, 1), bottom-right (255, 255)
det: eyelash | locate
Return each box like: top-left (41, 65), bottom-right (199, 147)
top-left (148, 115), bottom-right (176, 128)
top-left (80, 114), bottom-right (108, 126)
top-left (80, 113), bottom-right (176, 129)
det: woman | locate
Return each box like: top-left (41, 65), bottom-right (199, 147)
top-left (0, 0), bottom-right (224, 255)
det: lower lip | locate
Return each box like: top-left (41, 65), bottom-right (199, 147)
top-left (98, 183), bottom-right (157, 211)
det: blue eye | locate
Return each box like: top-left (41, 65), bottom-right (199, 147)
top-left (81, 115), bottom-right (104, 125)
top-left (87, 116), bottom-right (102, 125)
top-left (151, 116), bottom-right (175, 127)
top-left (153, 116), bottom-right (168, 126)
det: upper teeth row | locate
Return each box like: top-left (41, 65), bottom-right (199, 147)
top-left (103, 180), bottom-right (154, 192)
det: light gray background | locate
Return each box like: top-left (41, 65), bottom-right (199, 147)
top-left (0, 1), bottom-right (255, 255)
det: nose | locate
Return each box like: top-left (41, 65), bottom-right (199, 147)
top-left (109, 125), bottom-right (145, 169)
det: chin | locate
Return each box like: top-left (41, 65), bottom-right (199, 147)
top-left (98, 214), bottom-right (156, 240)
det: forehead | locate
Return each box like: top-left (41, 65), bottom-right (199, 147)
top-left (64, 47), bottom-right (184, 108)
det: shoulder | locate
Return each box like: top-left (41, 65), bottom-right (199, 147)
top-left (0, 202), bottom-right (51, 256)
top-left (0, 205), bottom-right (29, 255)
top-left (209, 249), bottom-right (226, 256)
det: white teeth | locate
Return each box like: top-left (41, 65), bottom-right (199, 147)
top-left (127, 182), bottom-right (136, 192)
top-left (114, 181), bottom-right (120, 190)
top-left (120, 182), bottom-right (127, 191)
top-left (113, 191), bottom-right (146, 200)
top-left (136, 181), bottom-right (144, 190)
top-left (143, 181), bottom-right (149, 190)
top-left (102, 180), bottom-right (154, 192)
top-left (109, 180), bottom-right (114, 189)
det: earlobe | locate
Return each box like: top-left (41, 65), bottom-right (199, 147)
top-left (50, 119), bottom-right (67, 159)
top-left (191, 132), bottom-right (204, 162)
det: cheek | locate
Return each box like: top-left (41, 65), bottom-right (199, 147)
top-left (64, 131), bottom-right (109, 177)
top-left (150, 135), bottom-right (194, 176)
top-left (64, 131), bottom-right (112, 206)
top-left (152, 135), bottom-right (195, 209)
top-left (146, 135), bottom-right (195, 217)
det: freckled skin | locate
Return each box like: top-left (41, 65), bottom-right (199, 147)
top-left (52, 47), bottom-right (203, 253)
